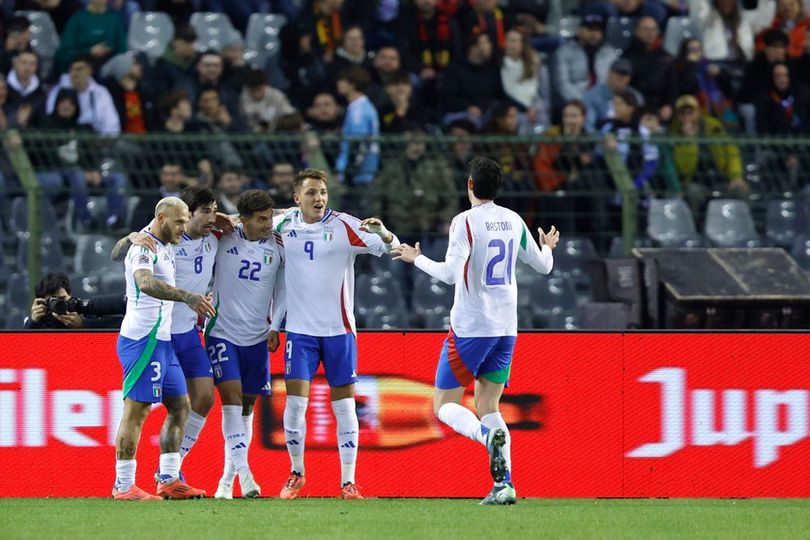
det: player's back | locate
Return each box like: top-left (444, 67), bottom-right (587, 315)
top-left (449, 203), bottom-right (528, 338)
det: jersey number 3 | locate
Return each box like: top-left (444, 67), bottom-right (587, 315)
top-left (486, 239), bottom-right (514, 286)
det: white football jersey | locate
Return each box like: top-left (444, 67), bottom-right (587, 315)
top-left (120, 233), bottom-right (176, 341)
top-left (171, 231), bottom-right (219, 334)
top-left (415, 202), bottom-right (553, 337)
top-left (275, 208), bottom-right (399, 336)
top-left (206, 225), bottom-right (286, 346)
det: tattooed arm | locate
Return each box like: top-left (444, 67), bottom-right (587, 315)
top-left (133, 269), bottom-right (216, 318)
top-left (111, 233), bottom-right (158, 262)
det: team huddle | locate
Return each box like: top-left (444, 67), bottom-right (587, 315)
top-left (109, 157), bottom-right (560, 505)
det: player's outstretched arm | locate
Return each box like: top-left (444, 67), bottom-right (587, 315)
top-left (539, 225), bottom-right (560, 250)
top-left (133, 269), bottom-right (217, 318)
top-left (111, 232), bottom-right (157, 262)
top-left (518, 224), bottom-right (558, 275)
top-left (359, 217), bottom-right (397, 245)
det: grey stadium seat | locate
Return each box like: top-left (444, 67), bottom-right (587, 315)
top-left (605, 17), bottom-right (637, 51)
top-left (647, 198), bottom-right (702, 247)
top-left (244, 13), bottom-right (286, 69)
top-left (790, 235), bottom-right (810, 272)
top-left (766, 199), bottom-right (808, 248)
top-left (355, 272), bottom-right (406, 323)
top-left (7, 273), bottom-right (30, 312)
top-left (128, 12), bottom-right (175, 59)
top-left (190, 12), bottom-right (240, 52)
top-left (74, 234), bottom-right (119, 274)
top-left (557, 16), bottom-right (580, 39)
top-left (704, 199), bottom-right (761, 247)
top-left (17, 233), bottom-right (64, 273)
top-left (412, 273), bottom-right (453, 314)
top-left (10, 196), bottom-right (60, 238)
top-left (663, 16), bottom-right (701, 56)
top-left (530, 275), bottom-right (577, 327)
top-left (15, 11), bottom-right (59, 76)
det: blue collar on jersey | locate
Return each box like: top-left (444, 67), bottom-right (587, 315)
top-left (146, 230), bottom-right (166, 246)
top-left (237, 224), bottom-right (270, 244)
top-left (320, 209), bottom-right (333, 222)
top-left (181, 232), bottom-right (192, 241)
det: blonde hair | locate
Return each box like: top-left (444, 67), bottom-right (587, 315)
top-left (154, 196), bottom-right (189, 217)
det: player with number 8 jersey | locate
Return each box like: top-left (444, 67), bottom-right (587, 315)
top-left (274, 168), bottom-right (400, 500)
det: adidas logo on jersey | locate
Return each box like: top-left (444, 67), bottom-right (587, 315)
top-left (227, 247), bottom-right (239, 255)
top-left (287, 230), bottom-right (297, 238)
top-left (177, 248), bottom-right (188, 257)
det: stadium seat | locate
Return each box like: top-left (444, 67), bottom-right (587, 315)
top-left (16, 233), bottom-right (64, 273)
top-left (530, 275), bottom-right (577, 327)
top-left (0, 240), bottom-right (7, 287)
top-left (605, 17), bottom-right (637, 51)
top-left (15, 11), bottom-right (59, 77)
top-left (551, 237), bottom-right (596, 293)
top-left (704, 199), bottom-right (761, 247)
top-left (10, 196), bottom-right (60, 238)
top-left (607, 235), bottom-right (653, 257)
top-left (663, 16), bottom-right (701, 56)
top-left (412, 273), bottom-right (453, 314)
top-left (765, 199), bottom-right (807, 249)
top-left (363, 308), bottom-right (408, 329)
top-left (790, 235), bottom-right (810, 272)
top-left (190, 12), bottom-right (240, 52)
top-left (557, 16), bottom-right (580, 39)
top-left (128, 12), bottom-right (175, 59)
top-left (74, 234), bottom-right (119, 275)
top-left (647, 198), bottom-right (702, 247)
top-left (7, 273), bottom-right (30, 312)
top-left (423, 310), bottom-right (450, 330)
top-left (244, 13), bottom-right (286, 69)
top-left (65, 197), bottom-right (109, 239)
top-left (355, 272), bottom-right (406, 322)
top-left (69, 272), bottom-right (102, 296)
top-left (420, 237), bottom-right (449, 260)
top-left (4, 309), bottom-right (27, 329)
top-left (100, 272), bottom-right (126, 295)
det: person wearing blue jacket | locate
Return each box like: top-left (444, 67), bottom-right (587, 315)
top-left (335, 66), bottom-right (380, 186)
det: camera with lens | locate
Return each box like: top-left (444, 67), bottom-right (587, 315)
top-left (46, 296), bottom-right (89, 315)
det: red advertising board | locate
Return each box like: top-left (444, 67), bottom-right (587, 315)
top-left (0, 332), bottom-right (808, 497)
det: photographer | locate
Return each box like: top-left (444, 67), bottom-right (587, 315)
top-left (24, 272), bottom-right (126, 329)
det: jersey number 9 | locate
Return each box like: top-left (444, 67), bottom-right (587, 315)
top-left (304, 240), bottom-right (314, 260)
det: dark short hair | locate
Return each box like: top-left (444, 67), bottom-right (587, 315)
top-left (337, 65), bottom-right (371, 92)
top-left (614, 89), bottom-right (638, 109)
top-left (294, 168), bottom-right (328, 191)
top-left (384, 70), bottom-right (410, 87)
top-left (243, 68), bottom-right (266, 89)
top-left (181, 185), bottom-right (216, 214)
top-left (8, 15), bottom-right (31, 34)
top-left (563, 99), bottom-right (587, 116)
top-left (447, 118), bottom-right (478, 134)
top-left (35, 272), bottom-right (71, 299)
top-left (159, 89), bottom-right (190, 116)
top-left (237, 189), bottom-right (274, 216)
top-left (174, 22), bottom-right (197, 42)
top-left (468, 156), bottom-right (502, 200)
top-left (69, 54), bottom-right (94, 70)
top-left (763, 28), bottom-right (789, 47)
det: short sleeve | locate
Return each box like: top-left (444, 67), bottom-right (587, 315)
top-left (128, 245), bottom-right (156, 273)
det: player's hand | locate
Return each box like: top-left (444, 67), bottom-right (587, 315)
top-left (215, 212), bottom-right (237, 234)
top-left (267, 331), bottom-right (280, 352)
top-left (187, 294), bottom-right (217, 318)
top-left (53, 311), bottom-right (83, 328)
top-left (30, 298), bottom-right (47, 323)
top-left (360, 218), bottom-right (393, 243)
top-left (392, 242), bottom-right (421, 263)
top-left (128, 232), bottom-right (157, 253)
top-left (538, 225), bottom-right (560, 250)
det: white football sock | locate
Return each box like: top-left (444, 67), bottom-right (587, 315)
top-left (332, 398), bottom-right (359, 485)
top-left (159, 452), bottom-right (181, 482)
top-left (179, 410), bottom-right (206, 459)
top-left (481, 412), bottom-right (511, 481)
top-left (220, 412), bottom-right (254, 484)
top-left (115, 459), bottom-right (136, 492)
top-left (222, 405), bottom-right (250, 477)
top-left (283, 395), bottom-right (308, 475)
top-left (438, 403), bottom-right (487, 445)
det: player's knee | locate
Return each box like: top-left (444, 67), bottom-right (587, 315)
top-left (166, 396), bottom-right (191, 421)
top-left (474, 396), bottom-right (499, 417)
top-left (191, 393), bottom-right (215, 416)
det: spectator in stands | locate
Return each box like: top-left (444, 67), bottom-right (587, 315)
top-left (400, 0), bottom-right (455, 88)
top-left (335, 65), bottom-right (380, 185)
top-left (100, 52), bottom-right (151, 134)
top-left (372, 122), bottom-right (457, 239)
top-left (501, 27), bottom-right (550, 131)
top-left (447, 117), bottom-right (476, 191)
top-left (54, 0), bottom-right (127, 73)
top-left (131, 162), bottom-right (186, 227)
top-left (159, 89), bottom-right (194, 133)
top-left (195, 88), bottom-right (245, 133)
top-left (552, 14), bottom-right (618, 105)
top-left (185, 51), bottom-right (239, 116)
top-left (482, 101), bottom-right (534, 200)
top-left (306, 92), bottom-right (343, 131)
top-left (366, 44), bottom-right (405, 109)
top-left (150, 0), bottom-right (196, 25)
top-left (6, 50), bottom-right (46, 129)
top-left (583, 58), bottom-right (644, 131)
top-left (622, 16), bottom-right (677, 120)
top-left (598, 89), bottom-right (659, 190)
top-left (740, 29), bottom-right (789, 103)
top-left (453, 0), bottom-right (507, 58)
top-left (268, 161), bottom-right (297, 207)
top-left (143, 23), bottom-right (197, 101)
top-left (294, 0), bottom-right (347, 64)
top-left (534, 100), bottom-right (598, 192)
top-left (688, 0), bottom-right (775, 63)
top-left (16, 0), bottom-right (82, 34)
top-left (221, 34), bottom-right (250, 90)
top-left (670, 94), bottom-right (747, 208)
top-left (46, 54), bottom-right (120, 134)
top-left (439, 31), bottom-right (503, 126)
top-left (379, 70), bottom-right (427, 132)
top-left (328, 25), bottom-right (370, 80)
top-left (674, 38), bottom-right (739, 132)
top-left (757, 0), bottom-right (810, 57)
top-left (215, 167), bottom-right (246, 215)
top-left (508, 0), bottom-right (557, 52)
top-left (0, 16), bottom-right (33, 76)
top-left (240, 69), bottom-right (296, 133)
top-left (756, 61), bottom-right (810, 134)
top-left (610, 0), bottom-right (668, 28)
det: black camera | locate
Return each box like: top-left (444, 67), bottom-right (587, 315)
top-left (46, 296), bottom-right (89, 315)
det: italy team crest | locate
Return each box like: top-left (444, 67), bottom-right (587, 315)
top-left (263, 249), bottom-right (273, 264)
top-left (323, 226), bottom-right (334, 242)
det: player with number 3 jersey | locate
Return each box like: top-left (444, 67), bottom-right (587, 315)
top-left (393, 157), bottom-right (560, 506)
top-left (274, 168), bottom-right (400, 500)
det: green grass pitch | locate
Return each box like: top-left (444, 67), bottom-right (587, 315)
top-left (2, 498), bottom-right (808, 539)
